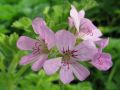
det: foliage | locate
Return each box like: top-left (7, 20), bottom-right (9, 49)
top-left (0, 0), bottom-right (120, 90)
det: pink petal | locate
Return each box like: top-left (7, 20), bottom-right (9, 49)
top-left (78, 18), bottom-right (102, 41)
top-left (68, 17), bottom-right (74, 28)
top-left (19, 53), bottom-right (39, 65)
top-left (32, 54), bottom-right (48, 71)
top-left (32, 17), bottom-right (55, 49)
top-left (60, 65), bottom-right (74, 84)
top-left (17, 36), bottom-right (38, 50)
top-left (70, 5), bottom-right (80, 32)
top-left (74, 40), bottom-right (97, 61)
top-left (44, 28), bottom-right (56, 50)
top-left (32, 17), bottom-right (46, 39)
top-left (43, 57), bottom-right (62, 75)
top-left (78, 10), bottom-right (85, 18)
top-left (71, 62), bottom-right (90, 81)
top-left (90, 53), bottom-right (112, 71)
top-left (95, 38), bottom-right (109, 49)
top-left (55, 30), bottom-right (76, 53)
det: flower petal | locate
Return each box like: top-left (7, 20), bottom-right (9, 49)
top-left (70, 5), bottom-right (80, 32)
top-left (78, 18), bottom-right (102, 41)
top-left (32, 17), bottom-right (55, 49)
top-left (44, 28), bottom-right (55, 50)
top-left (43, 57), bottom-right (62, 75)
top-left (68, 17), bottom-right (74, 28)
top-left (60, 65), bottom-right (74, 84)
top-left (90, 53), bottom-right (112, 71)
top-left (78, 10), bottom-right (85, 18)
top-left (32, 17), bottom-right (46, 39)
top-left (17, 36), bottom-right (38, 50)
top-left (32, 54), bottom-right (48, 71)
top-left (19, 53), bottom-right (39, 65)
top-left (56, 30), bottom-right (76, 53)
top-left (71, 62), bottom-right (90, 81)
top-left (95, 38), bottom-right (109, 49)
top-left (74, 40), bottom-right (97, 61)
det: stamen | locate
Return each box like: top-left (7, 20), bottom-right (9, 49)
top-left (62, 48), bottom-right (78, 69)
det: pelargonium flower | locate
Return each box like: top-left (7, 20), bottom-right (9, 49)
top-left (17, 17), bottom-right (55, 71)
top-left (90, 38), bottom-right (112, 71)
top-left (69, 5), bottom-right (102, 41)
top-left (43, 30), bottom-right (97, 84)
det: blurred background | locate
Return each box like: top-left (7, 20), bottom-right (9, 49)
top-left (0, 0), bottom-right (120, 90)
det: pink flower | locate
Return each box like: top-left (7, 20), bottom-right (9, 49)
top-left (43, 30), bottom-right (97, 84)
top-left (69, 5), bottom-right (102, 41)
top-left (90, 38), bottom-right (112, 71)
top-left (17, 17), bottom-right (55, 71)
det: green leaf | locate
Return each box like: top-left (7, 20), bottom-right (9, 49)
top-left (12, 17), bottom-right (32, 30)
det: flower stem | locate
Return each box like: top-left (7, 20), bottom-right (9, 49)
top-left (59, 80), bottom-right (64, 90)
top-left (108, 60), bottom-right (117, 82)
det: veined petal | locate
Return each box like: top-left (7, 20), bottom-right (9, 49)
top-left (43, 57), bottom-right (62, 75)
top-left (19, 53), bottom-right (39, 65)
top-left (60, 65), bottom-right (74, 84)
top-left (78, 18), bottom-right (102, 41)
top-left (32, 17), bottom-right (55, 49)
top-left (56, 30), bottom-right (76, 53)
top-left (32, 54), bottom-right (48, 71)
top-left (90, 53), bottom-right (112, 71)
top-left (70, 5), bottom-right (80, 32)
top-left (17, 36), bottom-right (38, 50)
top-left (74, 40), bottom-right (97, 61)
top-left (71, 62), bottom-right (90, 81)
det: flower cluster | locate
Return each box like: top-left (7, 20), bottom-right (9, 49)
top-left (17, 5), bottom-right (112, 84)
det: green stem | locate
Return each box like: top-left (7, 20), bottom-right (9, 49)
top-left (107, 60), bottom-right (118, 82)
top-left (16, 65), bottom-right (29, 79)
top-left (59, 80), bottom-right (64, 90)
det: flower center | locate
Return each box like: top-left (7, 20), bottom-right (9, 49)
top-left (62, 52), bottom-right (71, 60)
top-left (32, 40), bottom-right (49, 55)
top-left (61, 49), bottom-right (77, 69)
